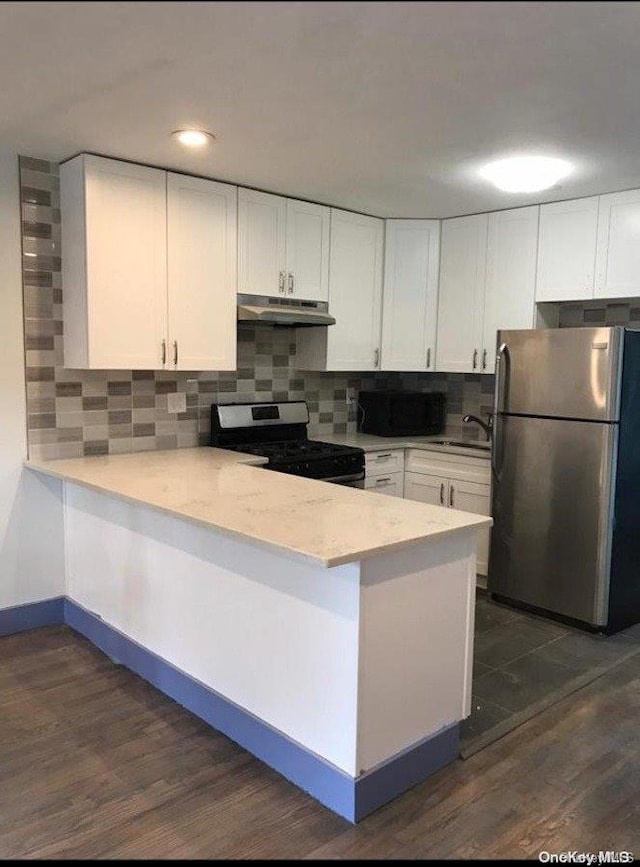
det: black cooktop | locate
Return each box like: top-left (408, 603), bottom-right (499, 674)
top-left (226, 438), bottom-right (360, 463)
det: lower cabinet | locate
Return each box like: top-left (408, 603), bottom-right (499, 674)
top-left (364, 473), bottom-right (404, 497)
top-left (364, 450), bottom-right (405, 497)
top-left (404, 449), bottom-right (491, 576)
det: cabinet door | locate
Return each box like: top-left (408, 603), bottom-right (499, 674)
top-left (595, 188), bottom-right (640, 299)
top-left (326, 209), bottom-right (384, 370)
top-left (404, 471), bottom-right (449, 507)
top-left (364, 472), bottom-right (404, 497)
top-left (482, 206), bottom-right (539, 374)
top-left (381, 220), bottom-right (440, 371)
top-left (238, 188), bottom-right (286, 297)
top-left (436, 215), bottom-right (487, 373)
top-left (449, 479), bottom-right (491, 576)
top-left (285, 199), bottom-right (330, 302)
top-left (167, 174), bottom-right (237, 372)
top-left (536, 197), bottom-right (598, 302)
top-left (71, 155), bottom-right (168, 369)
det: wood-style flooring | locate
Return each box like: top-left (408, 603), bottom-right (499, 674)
top-left (1, 625), bottom-right (639, 859)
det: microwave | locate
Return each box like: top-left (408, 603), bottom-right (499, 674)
top-left (358, 391), bottom-right (445, 437)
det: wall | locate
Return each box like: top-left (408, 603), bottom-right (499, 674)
top-left (22, 157), bottom-right (494, 461)
top-left (0, 149), bottom-right (65, 610)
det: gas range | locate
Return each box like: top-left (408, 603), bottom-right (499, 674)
top-left (210, 401), bottom-right (365, 486)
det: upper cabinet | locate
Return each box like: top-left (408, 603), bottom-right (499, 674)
top-left (296, 209), bottom-right (384, 371)
top-left (536, 197), bottom-right (599, 302)
top-left (381, 220), bottom-right (440, 372)
top-left (436, 207), bottom-right (538, 375)
top-left (595, 189), bottom-right (640, 299)
top-left (436, 214), bottom-right (488, 374)
top-left (60, 154), bottom-right (237, 371)
top-left (167, 173), bottom-right (237, 371)
top-left (237, 188), bottom-right (329, 301)
top-left (482, 206), bottom-right (539, 373)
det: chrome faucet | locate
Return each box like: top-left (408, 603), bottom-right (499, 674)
top-left (462, 413), bottom-right (493, 442)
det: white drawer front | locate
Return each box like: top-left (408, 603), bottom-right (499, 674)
top-left (364, 471), bottom-right (404, 498)
top-left (405, 448), bottom-right (490, 485)
top-left (365, 450), bottom-right (405, 475)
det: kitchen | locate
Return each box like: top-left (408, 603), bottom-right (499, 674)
top-left (2, 1), bottom-right (640, 860)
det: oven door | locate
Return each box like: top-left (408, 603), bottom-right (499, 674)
top-left (323, 472), bottom-right (365, 488)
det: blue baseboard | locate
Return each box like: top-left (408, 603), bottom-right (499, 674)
top-left (2, 596), bottom-right (459, 822)
top-left (0, 596), bottom-right (64, 637)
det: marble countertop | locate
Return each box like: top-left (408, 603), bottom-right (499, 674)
top-left (26, 447), bottom-right (491, 569)
top-left (320, 432), bottom-right (492, 458)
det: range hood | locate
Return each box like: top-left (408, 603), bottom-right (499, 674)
top-left (237, 293), bottom-right (335, 327)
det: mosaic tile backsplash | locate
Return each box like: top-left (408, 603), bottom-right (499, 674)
top-left (558, 300), bottom-right (640, 328)
top-left (21, 156), bottom-right (494, 460)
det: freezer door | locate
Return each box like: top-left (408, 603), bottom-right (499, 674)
top-left (489, 415), bottom-right (616, 625)
top-left (495, 327), bottom-right (622, 421)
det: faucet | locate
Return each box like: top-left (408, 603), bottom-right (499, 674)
top-left (462, 414), bottom-right (493, 442)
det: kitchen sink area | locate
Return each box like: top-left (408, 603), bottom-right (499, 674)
top-left (429, 439), bottom-right (491, 452)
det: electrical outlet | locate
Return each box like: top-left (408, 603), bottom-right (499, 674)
top-left (346, 388), bottom-right (357, 407)
top-left (167, 392), bottom-right (187, 414)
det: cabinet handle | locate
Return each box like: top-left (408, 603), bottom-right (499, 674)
top-left (449, 485), bottom-right (455, 507)
top-left (482, 348), bottom-right (487, 370)
top-left (288, 272), bottom-right (294, 294)
top-left (375, 477), bottom-right (391, 485)
top-left (161, 339), bottom-right (166, 367)
top-left (427, 347), bottom-right (431, 369)
top-left (374, 348), bottom-right (380, 368)
top-left (279, 271), bottom-right (285, 294)
top-left (173, 340), bottom-right (178, 367)
top-left (472, 349), bottom-right (478, 370)
top-left (440, 482), bottom-right (445, 505)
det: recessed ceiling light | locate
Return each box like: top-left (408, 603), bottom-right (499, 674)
top-left (479, 155), bottom-right (573, 193)
top-left (171, 129), bottom-right (215, 148)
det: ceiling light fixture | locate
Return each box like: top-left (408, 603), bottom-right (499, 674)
top-left (171, 129), bottom-right (215, 148)
top-left (479, 155), bottom-right (573, 193)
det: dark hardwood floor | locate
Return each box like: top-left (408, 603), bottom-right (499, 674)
top-left (1, 625), bottom-right (639, 859)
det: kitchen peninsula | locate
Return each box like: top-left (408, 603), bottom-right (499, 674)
top-left (26, 448), bottom-right (491, 822)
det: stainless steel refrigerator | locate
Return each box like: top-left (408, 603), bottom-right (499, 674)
top-left (489, 326), bottom-right (640, 633)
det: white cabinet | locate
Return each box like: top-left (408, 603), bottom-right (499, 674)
top-left (436, 207), bottom-right (538, 375)
top-left (381, 220), bottom-right (440, 371)
top-left (296, 209), bottom-right (384, 371)
top-left (595, 188), bottom-right (640, 299)
top-left (404, 448), bottom-right (491, 576)
top-left (237, 189), bottom-right (286, 298)
top-left (482, 206), bottom-right (539, 373)
top-left (536, 197), bottom-right (599, 302)
top-left (364, 473), bottom-right (404, 497)
top-left (238, 188), bottom-right (329, 301)
top-left (365, 449), bottom-right (405, 497)
top-left (365, 449), bottom-right (405, 477)
top-left (448, 478), bottom-right (492, 574)
top-left (167, 173), bottom-right (237, 371)
top-left (61, 154), bottom-right (237, 371)
top-left (404, 472), bottom-right (449, 507)
top-left (285, 198), bottom-right (330, 301)
top-left (436, 215), bottom-right (487, 373)
top-left (61, 154), bottom-right (168, 369)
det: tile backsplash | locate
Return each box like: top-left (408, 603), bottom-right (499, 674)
top-left (21, 155), bottom-right (494, 460)
top-left (559, 300), bottom-right (640, 328)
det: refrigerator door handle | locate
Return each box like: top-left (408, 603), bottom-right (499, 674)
top-left (492, 342), bottom-right (509, 479)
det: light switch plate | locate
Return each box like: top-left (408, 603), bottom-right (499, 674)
top-left (167, 392), bottom-right (187, 414)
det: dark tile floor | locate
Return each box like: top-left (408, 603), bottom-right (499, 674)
top-left (461, 592), bottom-right (640, 754)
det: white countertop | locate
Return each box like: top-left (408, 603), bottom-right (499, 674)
top-left (26, 447), bottom-right (491, 569)
top-left (320, 431), bottom-right (492, 458)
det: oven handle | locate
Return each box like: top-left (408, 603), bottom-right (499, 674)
top-left (322, 472), bottom-right (365, 486)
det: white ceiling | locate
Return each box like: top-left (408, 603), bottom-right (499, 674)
top-left (2, 1), bottom-right (640, 217)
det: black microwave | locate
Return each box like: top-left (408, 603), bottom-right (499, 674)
top-left (358, 391), bottom-right (445, 437)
